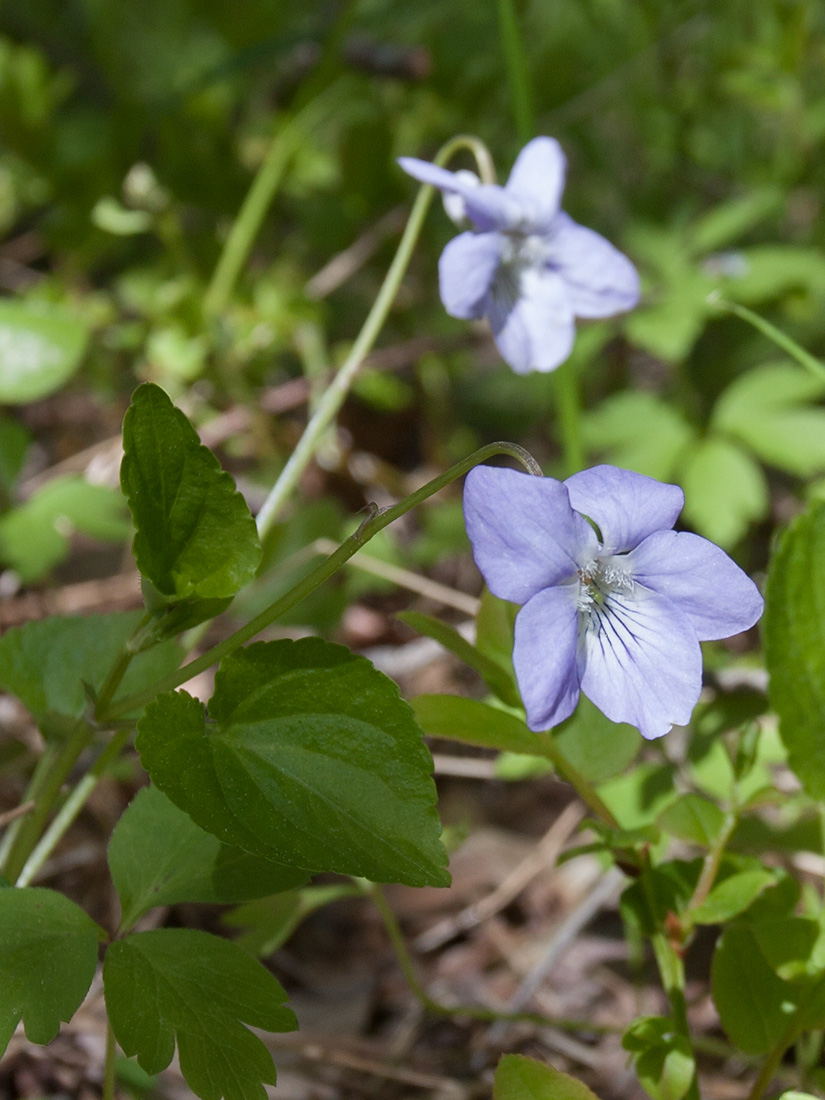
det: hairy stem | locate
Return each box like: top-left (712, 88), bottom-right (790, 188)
top-left (255, 133), bottom-right (496, 539)
top-left (102, 441), bottom-right (540, 720)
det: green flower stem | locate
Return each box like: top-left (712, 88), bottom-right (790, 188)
top-left (537, 734), bottom-right (619, 828)
top-left (367, 881), bottom-right (614, 1033)
top-left (711, 296), bottom-right (825, 382)
top-left (3, 720), bottom-right (94, 884)
top-left (16, 727), bottom-right (133, 889)
top-left (554, 358), bottom-right (586, 475)
top-left (102, 440), bottom-right (540, 721)
top-left (537, 732), bottom-right (699, 1099)
top-left (496, 0), bottom-right (535, 143)
top-left (255, 133), bottom-right (496, 540)
top-left (746, 1025), bottom-right (799, 1100)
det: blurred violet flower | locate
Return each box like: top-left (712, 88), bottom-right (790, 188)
top-left (399, 137), bottom-right (640, 373)
top-left (463, 464), bottom-right (763, 739)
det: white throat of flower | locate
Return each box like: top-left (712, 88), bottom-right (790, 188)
top-left (576, 555), bottom-right (635, 634)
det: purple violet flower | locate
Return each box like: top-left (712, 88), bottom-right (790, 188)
top-left (399, 137), bottom-right (640, 374)
top-left (463, 464), bottom-right (764, 739)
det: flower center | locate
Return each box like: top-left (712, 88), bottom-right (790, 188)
top-left (500, 232), bottom-right (550, 270)
top-left (576, 557), bottom-right (634, 630)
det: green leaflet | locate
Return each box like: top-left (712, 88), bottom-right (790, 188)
top-left (120, 382), bottom-right (261, 603)
top-left (104, 928), bottom-right (296, 1100)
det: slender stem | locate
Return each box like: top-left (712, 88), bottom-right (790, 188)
top-left (103, 441), bottom-right (541, 720)
top-left (710, 296), bottom-right (825, 382)
top-left (16, 728), bottom-right (133, 888)
top-left (746, 1029), bottom-right (796, 1100)
top-left (554, 358), bottom-right (586, 475)
top-left (255, 134), bottom-right (496, 539)
top-left (0, 746), bottom-right (57, 868)
top-left (685, 808), bottom-right (739, 918)
top-left (94, 612), bottom-right (152, 721)
top-left (103, 1020), bottom-right (117, 1100)
top-left (368, 882), bottom-right (612, 1033)
top-left (203, 89), bottom-right (337, 319)
top-left (495, 0), bottom-right (535, 142)
top-left (3, 721), bottom-right (94, 884)
top-left (539, 735), bottom-right (619, 828)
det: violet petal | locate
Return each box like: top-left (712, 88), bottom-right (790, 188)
top-left (463, 466), bottom-right (597, 604)
top-left (627, 530), bottom-right (764, 641)
top-left (579, 587), bottom-right (702, 739)
top-left (549, 212), bottom-right (640, 319)
top-left (514, 584), bottom-right (582, 731)
top-left (565, 465), bottom-right (684, 552)
top-left (438, 231), bottom-right (503, 319)
top-left (487, 267), bottom-right (576, 374)
top-left (505, 137), bottom-right (566, 233)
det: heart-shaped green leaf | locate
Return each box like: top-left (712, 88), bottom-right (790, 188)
top-left (136, 638), bottom-right (449, 887)
top-left (108, 786), bottom-right (310, 932)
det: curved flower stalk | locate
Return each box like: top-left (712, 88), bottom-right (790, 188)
top-left (464, 464), bottom-right (764, 739)
top-left (399, 137), bottom-right (640, 374)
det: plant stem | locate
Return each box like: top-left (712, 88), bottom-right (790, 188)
top-left (710, 296), bottom-right (825, 382)
top-left (102, 440), bottom-right (540, 720)
top-left (368, 882), bottom-right (613, 1033)
top-left (538, 735), bottom-right (619, 828)
top-left (16, 728), bottom-right (133, 888)
top-left (495, 0), bottom-right (535, 142)
top-left (103, 1020), bottom-right (117, 1100)
top-left (554, 357), bottom-right (586, 474)
top-left (202, 89), bottom-right (337, 319)
top-left (685, 808), bottom-right (739, 918)
top-left (746, 1030), bottom-right (795, 1100)
top-left (651, 929), bottom-right (701, 1100)
top-left (3, 720), bottom-right (94, 884)
top-left (0, 746), bottom-right (57, 869)
top-left (255, 133), bottom-right (496, 539)
top-left (93, 611), bottom-right (153, 722)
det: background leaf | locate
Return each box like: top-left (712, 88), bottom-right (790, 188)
top-left (680, 437), bottom-right (768, 547)
top-left (104, 928), bottom-right (296, 1100)
top-left (0, 300), bottom-right (88, 403)
top-left (0, 612), bottom-right (182, 725)
top-left (0, 475), bottom-right (130, 581)
top-left (765, 502), bottom-right (825, 798)
top-left (120, 382), bottom-right (261, 602)
top-left (713, 362), bottom-right (825, 477)
top-left (136, 638), bottom-right (450, 887)
top-left (108, 786), bottom-right (310, 932)
top-left (0, 887), bottom-right (102, 1056)
top-left (494, 1054), bottom-right (602, 1100)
